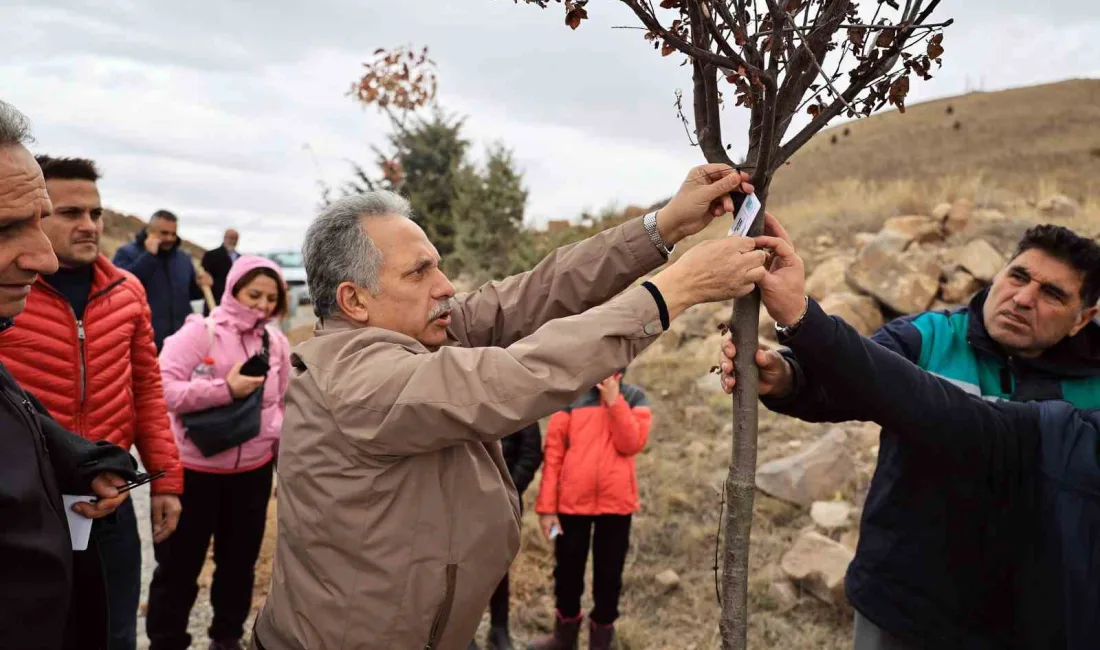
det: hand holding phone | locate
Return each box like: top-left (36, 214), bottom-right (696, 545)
top-left (239, 351), bottom-right (270, 377)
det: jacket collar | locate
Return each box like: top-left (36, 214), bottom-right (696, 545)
top-left (211, 293), bottom-right (275, 335)
top-left (34, 255), bottom-right (126, 297)
top-left (966, 287), bottom-right (1100, 378)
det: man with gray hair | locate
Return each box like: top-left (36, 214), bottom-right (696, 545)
top-left (252, 165), bottom-right (774, 650)
top-left (0, 99), bottom-right (140, 650)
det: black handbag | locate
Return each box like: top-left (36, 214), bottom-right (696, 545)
top-left (180, 321), bottom-right (269, 458)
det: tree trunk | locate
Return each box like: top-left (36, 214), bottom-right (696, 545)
top-left (718, 180), bottom-right (769, 650)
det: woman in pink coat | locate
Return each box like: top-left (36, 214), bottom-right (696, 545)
top-left (147, 254), bottom-right (291, 650)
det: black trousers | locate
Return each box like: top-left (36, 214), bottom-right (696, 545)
top-left (95, 496), bottom-right (142, 650)
top-left (146, 463), bottom-right (273, 650)
top-left (554, 514), bottom-right (632, 625)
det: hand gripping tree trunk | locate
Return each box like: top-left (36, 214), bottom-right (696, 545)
top-left (519, 1), bottom-right (952, 647)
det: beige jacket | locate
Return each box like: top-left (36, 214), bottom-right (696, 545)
top-left (253, 218), bottom-right (667, 650)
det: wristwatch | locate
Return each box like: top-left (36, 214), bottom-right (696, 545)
top-left (642, 211), bottom-right (674, 258)
top-left (774, 296), bottom-right (810, 338)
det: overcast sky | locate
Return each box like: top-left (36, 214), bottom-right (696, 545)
top-left (2, 1), bottom-right (1097, 252)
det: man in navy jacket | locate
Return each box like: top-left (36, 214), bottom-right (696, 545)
top-left (112, 210), bottom-right (212, 350)
top-left (739, 224), bottom-right (1100, 649)
top-left (721, 215), bottom-right (1100, 649)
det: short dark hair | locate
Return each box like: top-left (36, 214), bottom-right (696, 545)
top-left (233, 267), bottom-right (289, 318)
top-left (151, 209), bottom-right (178, 223)
top-left (35, 155), bottom-right (100, 182)
top-left (1013, 224), bottom-right (1100, 306)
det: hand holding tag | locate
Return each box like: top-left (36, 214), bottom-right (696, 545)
top-left (728, 193), bottom-right (761, 238)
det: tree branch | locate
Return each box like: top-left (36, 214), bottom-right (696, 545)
top-left (619, 0), bottom-right (761, 76)
top-left (688, 0), bottom-right (735, 165)
top-left (772, 0), bottom-right (849, 145)
top-left (757, 20), bottom-right (953, 37)
top-left (695, 0), bottom-right (745, 66)
top-left (781, 9), bottom-right (857, 116)
top-left (707, 0), bottom-right (763, 68)
top-left (773, 0), bottom-right (947, 166)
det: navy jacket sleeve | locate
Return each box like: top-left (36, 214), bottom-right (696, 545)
top-left (779, 299), bottom-right (1041, 474)
top-left (510, 421), bottom-right (543, 495)
top-left (763, 313), bottom-right (923, 421)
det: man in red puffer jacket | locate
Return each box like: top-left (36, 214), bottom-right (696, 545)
top-left (0, 155), bottom-right (183, 650)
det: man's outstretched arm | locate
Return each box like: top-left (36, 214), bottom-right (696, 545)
top-left (450, 165), bottom-right (755, 349)
top-left (741, 225), bottom-right (1041, 478)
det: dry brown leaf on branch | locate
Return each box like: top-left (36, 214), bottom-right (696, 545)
top-left (564, 0), bottom-right (588, 29)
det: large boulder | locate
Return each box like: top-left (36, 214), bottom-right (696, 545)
top-left (940, 266), bottom-right (984, 304)
top-left (1037, 194), bottom-right (1079, 217)
top-left (781, 531), bottom-right (855, 606)
top-left (950, 239), bottom-right (1005, 283)
top-left (940, 198), bottom-right (972, 235)
top-left (882, 215), bottom-right (943, 244)
top-left (810, 500), bottom-right (853, 530)
top-left (806, 255), bottom-right (856, 301)
top-left (848, 243), bottom-right (942, 315)
top-left (818, 292), bottom-right (884, 336)
top-left (756, 428), bottom-right (857, 507)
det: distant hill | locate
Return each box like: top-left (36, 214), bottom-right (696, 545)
top-left (770, 78), bottom-right (1100, 204)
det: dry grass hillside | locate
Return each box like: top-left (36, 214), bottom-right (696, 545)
top-left (771, 79), bottom-right (1100, 206)
top-left (248, 80), bottom-right (1099, 650)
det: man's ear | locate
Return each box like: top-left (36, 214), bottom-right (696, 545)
top-left (335, 282), bottom-right (370, 325)
top-left (1070, 304), bottom-right (1098, 337)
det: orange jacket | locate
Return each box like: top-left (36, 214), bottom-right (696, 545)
top-left (0, 255), bottom-right (182, 494)
top-left (535, 383), bottom-right (652, 516)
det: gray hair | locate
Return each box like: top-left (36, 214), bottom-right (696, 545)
top-left (303, 190), bottom-right (413, 319)
top-left (0, 100), bottom-right (33, 147)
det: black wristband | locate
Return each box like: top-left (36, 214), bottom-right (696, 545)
top-left (640, 281), bottom-right (670, 331)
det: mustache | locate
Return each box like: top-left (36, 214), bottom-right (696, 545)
top-left (72, 234), bottom-right (99, 244)
top-left (428, 298), bottom-right (456, 321)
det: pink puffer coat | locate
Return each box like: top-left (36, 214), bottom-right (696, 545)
top-left (159, 255), bottom-right (291, 473)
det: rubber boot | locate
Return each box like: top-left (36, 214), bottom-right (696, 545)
top-left (487, 625), bottom-right (515, 650)
top-left (588, 621), bottom-right (615, 650)
top-left (525, 611), bottom-right (582, 650)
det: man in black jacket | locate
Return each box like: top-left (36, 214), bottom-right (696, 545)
top-left (0, 99), bottom-right (140, 650)
top-left (201, 228), bottom-right (240, 314)
top-left (470, 422), bottom-right (542, 650)
top-left (720, 215), bottom-right (1100, 648)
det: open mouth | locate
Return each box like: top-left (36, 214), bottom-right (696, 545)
top-left (432, 310), bottom-right (453, 326)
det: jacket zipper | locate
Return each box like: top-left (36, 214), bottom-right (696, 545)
top-left (77, 319), bottom-right (87, 406)
top-left (39, 277), bottom-right (124, 431)
top-left (424, 564), bottom-right (458, 650)
top-left (2, 389), bottom-right (63, 518)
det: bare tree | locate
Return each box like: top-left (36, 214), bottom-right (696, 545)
top-left (515, 1), bottom-right (951, 648)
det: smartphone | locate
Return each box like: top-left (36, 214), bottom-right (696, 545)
top-left (549, 523), bottom-right (562, 540)
top-left (239, 352), bottom-right (270, 377)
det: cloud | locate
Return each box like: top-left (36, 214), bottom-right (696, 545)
top-left (0, 0), bottom-right (1095, 251)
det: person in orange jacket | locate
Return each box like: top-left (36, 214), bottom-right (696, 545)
top-left (530, 368), bottom-right (652, 650)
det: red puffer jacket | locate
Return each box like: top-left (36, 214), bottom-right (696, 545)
top-left (0, 255), bottom-right (182, 494)
top-left (535, 383), bottom-right (652, 516)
